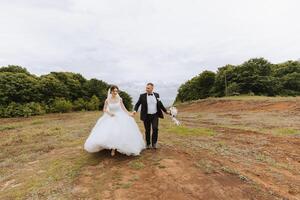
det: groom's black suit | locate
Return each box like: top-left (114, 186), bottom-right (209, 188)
top-left (134, 92), bottom-right (168, 146)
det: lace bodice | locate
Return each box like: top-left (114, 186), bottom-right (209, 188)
top-left (108, 100), bottom-right (122, 113)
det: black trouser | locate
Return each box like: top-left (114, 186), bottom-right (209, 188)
top-left (143, 113), bottom-right (159, 146)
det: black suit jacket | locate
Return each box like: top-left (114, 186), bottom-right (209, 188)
top-left (134, 92), bottom-right (168, 121)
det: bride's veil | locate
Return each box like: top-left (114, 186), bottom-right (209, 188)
top-left (107, 88), bottom-right (112, 100)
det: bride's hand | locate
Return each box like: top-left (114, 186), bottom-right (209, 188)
top-left (129, 113), bottom-right (134, 117)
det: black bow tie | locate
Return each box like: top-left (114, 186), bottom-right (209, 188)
top-left (148, 93), bottom-right (153, 96)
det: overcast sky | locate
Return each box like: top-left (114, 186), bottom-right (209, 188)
top-left (0, 0), bottom-right (299, 105)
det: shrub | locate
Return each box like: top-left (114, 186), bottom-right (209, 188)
top-left (73, 98), bottom-right (87, 111)
top-left (0, 102), bottom-right (47, 118)
top-left (27, 102), bottom-right (46, 115)
top-left (86, 95), bottom-right (100, 111)
top-left (51, 98), bottom-right (73, 113)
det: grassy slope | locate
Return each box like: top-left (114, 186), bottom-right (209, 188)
top-left (1, 96), bottom-right (299, 199)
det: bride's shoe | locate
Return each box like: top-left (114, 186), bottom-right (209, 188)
top-left (111, 149), bottom-right (116, 156)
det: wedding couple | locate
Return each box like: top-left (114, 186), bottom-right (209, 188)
top-left (84, 83), bottom-right (170, 156)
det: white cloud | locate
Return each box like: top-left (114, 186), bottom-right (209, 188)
top-left (0, 0), bottom-right (300, 105)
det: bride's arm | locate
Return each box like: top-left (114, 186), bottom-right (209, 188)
top-left (120, 98), bottom-right (132, 116)
top-left (103, 99), bottom-right (114, 116)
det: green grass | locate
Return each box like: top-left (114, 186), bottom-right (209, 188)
top-left (167, 126), bottom-right (215, 136)
top-left (0, 124), bottom-right (20, 131)
top-left (30, 120), bottom-right (45, 125)
top-left (1, 104), bottom-right (299, 198)
top-left (272, 128), bottom-right (300, 136)
top-left (0, 151), bottom-right (100, 199)
top-left (128, 161), bottom-right (145, 170)
top-left (0, 111), bottom-right (102, 199)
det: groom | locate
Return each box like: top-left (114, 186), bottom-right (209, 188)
top-left (132, 83), bottom-right (170, 149)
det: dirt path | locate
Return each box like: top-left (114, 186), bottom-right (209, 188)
top-left (72, 144), bottom-right (277, 200)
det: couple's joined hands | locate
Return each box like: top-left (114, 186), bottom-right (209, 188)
top-left (130, 111), bottom-right (136, 117)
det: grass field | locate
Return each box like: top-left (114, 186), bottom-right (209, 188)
top-left (0, 96), bottom-right (299, 199)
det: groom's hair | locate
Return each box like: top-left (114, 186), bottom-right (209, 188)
top-left (147, 82), bottom-right (154, 87)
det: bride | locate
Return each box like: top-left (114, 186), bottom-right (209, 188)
top-left (84, 85), bottom-right (146, 156)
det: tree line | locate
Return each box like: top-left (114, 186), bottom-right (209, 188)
top-left (175, 58), bottom-right (300, 103)
top-left (0, 65), bottom-right (132, 117)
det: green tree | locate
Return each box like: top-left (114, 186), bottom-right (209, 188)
top-left (175, 70), bottom-right (215, 102)
top-left (83, 79), bottom-right (108, 108)
top-left (175, 57), bottom-right (300, 103)
top-left (38, 74), bottom-right (69, 102)
top-left (213, 64), bottom-right (235, 96)
top-left (0, 65), bottom-right (133, 118)
top-left (119, 91), bottom-right (133, 111)
top-left (0, 65), bottom-right (30, 74)
top-left (0, 72), bottom-right (40, 105)
top-left (49, 72), bottom-right (87, 101)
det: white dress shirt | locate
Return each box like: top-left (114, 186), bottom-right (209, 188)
top-left (147, 93), bottom-right (157, 114)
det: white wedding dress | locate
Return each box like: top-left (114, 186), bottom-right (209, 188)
top-left (84, 97), bottom-right (146, 156)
